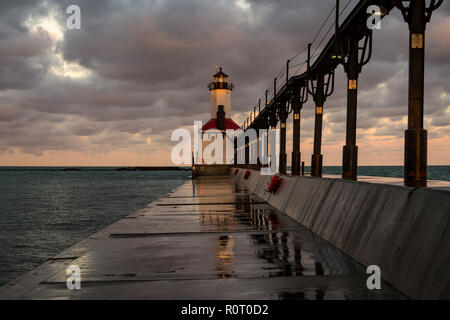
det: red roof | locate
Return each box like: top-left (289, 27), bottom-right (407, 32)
top-left (202, 118), bottom-right (241, 131)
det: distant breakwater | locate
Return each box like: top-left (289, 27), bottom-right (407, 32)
top-left (117, 166), bottom-right (191, 171)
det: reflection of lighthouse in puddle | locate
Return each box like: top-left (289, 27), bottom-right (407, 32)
top-left (214, 235), bottom-right (235, 279)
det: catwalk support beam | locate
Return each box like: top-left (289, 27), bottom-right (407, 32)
top-left (292, 83), bottom-right (308, 176)
top-left (395, 0), bottom-right (442, 187)
top-left (278, 100), bottom-right (288, 175)
top-left (311, 74), bottom-right (325, 177)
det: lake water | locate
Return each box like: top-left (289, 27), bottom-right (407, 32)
top-left (0, 167), bottom-right (191, 286)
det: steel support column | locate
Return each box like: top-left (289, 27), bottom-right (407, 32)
top-left (332, 0), bottom-right (371, 181)
top-left (394, 0), bottom-right (443, 186)
top-left (393, 0), bottom-right (443, 187)
top-left (245, 136), bottom-right (249, 167)
top-left (256, 127), bottom-right (261, 169)
top-left (269, 107), bottom-right (278, 170)
top-left (291, 83), bottom-right (307, 176)
top-left (233, 137), bottom-right (238, 166)
top-left (291, 89), bottom-right (301, 176)
top-left (255, 105), bottom-right (261, 170)
top-left (405, 4), bottom-right (427, 187)
top-left (311, 74), bottom-right (325, 177)
top-left (342, 37), bottom-right (359, 180)
top-left (263, 91), bottom-right (270, 168)
top-left (307, 41), bottom-right (334, 177)
top-left (279, 101), bottom-right (287, 175)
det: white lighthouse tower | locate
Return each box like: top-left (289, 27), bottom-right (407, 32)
top-left (202, 67), bottom-right (240, 132)
top-left (194, 67), bottom-right (241, 174)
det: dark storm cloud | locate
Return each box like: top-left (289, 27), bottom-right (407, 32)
top-left (0, 0), bottom-right (449, 159)
top-left (0, 1), bottom-right (53, 90)
top-left (51, 0), bottom-right (347, 111)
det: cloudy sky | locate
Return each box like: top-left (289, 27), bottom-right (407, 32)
top-left (0, 0), bottom-right (449, 166)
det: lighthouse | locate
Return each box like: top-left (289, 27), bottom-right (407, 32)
top-left (195, 68), bottom-right (241, 173)
top-left (202, 67), bottom-right (240, 132)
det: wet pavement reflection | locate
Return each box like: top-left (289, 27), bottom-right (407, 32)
top-left (2, 175), bottom-right (405, 299)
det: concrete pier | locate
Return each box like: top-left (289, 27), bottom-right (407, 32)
top-left (232, 169), bottom-right (450, 299)
top-left (0, 175), bottom-right (403, 300)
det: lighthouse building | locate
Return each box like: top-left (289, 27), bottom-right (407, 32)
top-left (198, 68), bottom-right (241, 168)
top-left (203, 67), bottom-right (240, 132)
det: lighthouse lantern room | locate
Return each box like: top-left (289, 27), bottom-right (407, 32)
top-left (208, 67), bottom-right (234, 118)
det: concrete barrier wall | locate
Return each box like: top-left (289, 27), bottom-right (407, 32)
top-left (267, 176), bottom-right (298, 213)
top-left (244, 170), bottom-right (260, 191)
top-left (231, 168), bottom-right (450, 299)
top-left (254, 174), bottom-right (273, 201)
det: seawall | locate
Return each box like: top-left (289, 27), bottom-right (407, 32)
top-left (230, 168), bottom-right (450, 299)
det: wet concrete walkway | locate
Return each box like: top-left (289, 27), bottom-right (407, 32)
top-left (0, 176), bottom-right (404, 299)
